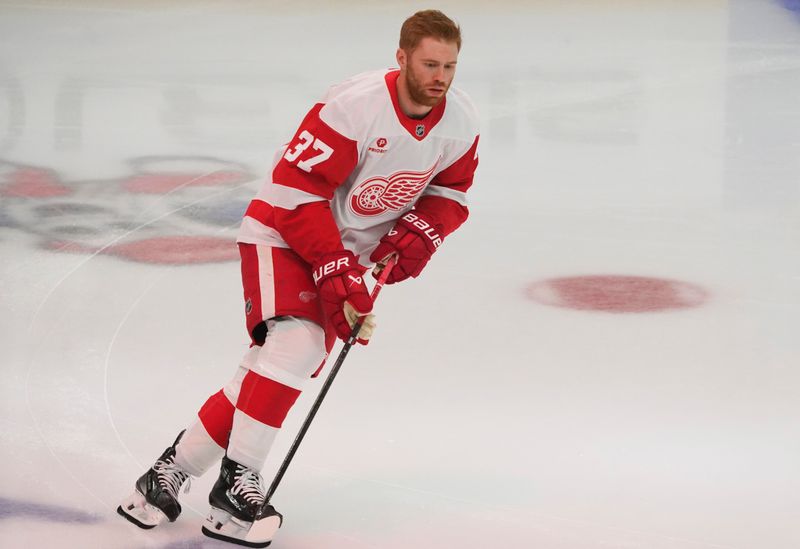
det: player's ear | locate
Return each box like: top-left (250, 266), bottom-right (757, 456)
top-left (396, 48), bottom-right (407, 69)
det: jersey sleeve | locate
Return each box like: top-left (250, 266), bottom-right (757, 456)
top-left (415, 134), bottom-right (479, 236)
top-left (272, 103), bottom-right (358, 199)
top-left (267, 103), bottom-right (360, 265)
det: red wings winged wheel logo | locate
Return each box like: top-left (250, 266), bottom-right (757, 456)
top-left (349, 162), bottom-right (438, 217)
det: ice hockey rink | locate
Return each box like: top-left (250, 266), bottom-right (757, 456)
top-left (1, 0), bottom-right (798, 547)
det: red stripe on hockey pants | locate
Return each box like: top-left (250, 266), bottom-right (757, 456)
top-left (236, 370), bottom-right (302, 428)
top-left (198, 389), bottom-right (235, 449)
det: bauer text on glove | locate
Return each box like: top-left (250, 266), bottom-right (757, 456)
top-left (312, 250), bottom-right (374, 343)
top-left (369, 211), bottom-right (443, 284)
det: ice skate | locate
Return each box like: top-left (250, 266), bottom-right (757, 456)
top-left (201, 456), bottom-right (282, 548)
top-left (117, 430), bottom-right (191, 529)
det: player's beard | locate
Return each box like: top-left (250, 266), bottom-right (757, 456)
top-left (404, 64), bottom-right (450, 109)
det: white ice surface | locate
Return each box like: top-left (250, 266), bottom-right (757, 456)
top-left (1, 1), bottom-right (799, 548)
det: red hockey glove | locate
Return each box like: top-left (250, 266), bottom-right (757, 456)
top-left (312, 250), bottom-right (374, 343)
top-left (369, 211), bottom-right (443, 284)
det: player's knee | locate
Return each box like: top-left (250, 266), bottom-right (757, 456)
top-left (250, 316), bottom-right (326, 387)
top-left (277, 316), bottom-right (326, 369)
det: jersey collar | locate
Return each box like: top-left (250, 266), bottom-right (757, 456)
top-left (385, 69), bottom-right (446, 141)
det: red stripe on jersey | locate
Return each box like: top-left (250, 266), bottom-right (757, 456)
top-left (430, 134), bottom-right (480, 194)
top-left (198, 390), bottom-right (235, 449)
top-left (245, 199), bottom-right (275, 226)
top-left (236, 371), bottom-right (302, 428)
top-left (244, 197), bottom-right (343, 266)
top-left (413, 135), bottom-right (478, 235)
top-left (272, 103), bottom-right (358, 199)
top-left (414, 195), bottom-right (469, 237)
top-left (273, 201), bottom-right (344, 265)
top-left (384, 70), bottom-right (446, 141)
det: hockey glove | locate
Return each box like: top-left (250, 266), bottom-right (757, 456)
top-left (369, 211), bottom-right (443, 284)
top-left (312, 250), bottom-right (374, 344)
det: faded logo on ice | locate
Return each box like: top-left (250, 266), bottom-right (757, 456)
top-left (0, 156), bottom-right (256, 265)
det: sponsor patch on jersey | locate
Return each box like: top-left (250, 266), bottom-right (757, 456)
top-left (368, 137), bottom-right (389, 154)
top-left (348, 161), bottom-right (439, 217)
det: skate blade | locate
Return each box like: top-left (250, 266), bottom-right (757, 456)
top-left (201, 507), bottom-right (281, 548)
top-left (117, 490), bottom-right (167, 529)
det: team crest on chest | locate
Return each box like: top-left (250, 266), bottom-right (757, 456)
top-left (349, 162), bottom-right (439, 217)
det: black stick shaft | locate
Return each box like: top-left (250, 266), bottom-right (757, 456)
top-left (266, 257), bottom-right (396, 502)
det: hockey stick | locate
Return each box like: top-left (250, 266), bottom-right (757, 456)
top-left (265, 255), bottom-right (397, 502)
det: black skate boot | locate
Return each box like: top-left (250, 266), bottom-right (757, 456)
top-left (117, 430), bottom-right (191, 529)
top-left (201, 456), bottom-right (282, 548)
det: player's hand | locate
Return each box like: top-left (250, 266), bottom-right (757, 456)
top-left (369, 211), bottom-right (443, 284)
top-left (312, 250), bottom-right (373, 343)
top-left (343, 302), bottom-right (376, 344)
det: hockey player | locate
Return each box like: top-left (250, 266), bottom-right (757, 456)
top-left (118, 9), bottom-right (479, 547)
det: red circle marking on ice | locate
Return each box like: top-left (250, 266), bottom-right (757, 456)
top-left (122, 171), bottom-right (250, 194)
top-left (1, 169), bottom-right (72, 198)
top-left (108, 236), bottom-right (238, 265)
top-left (525, 275), bottom-right (708, 313)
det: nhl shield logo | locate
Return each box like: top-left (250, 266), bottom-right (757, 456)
top-left (245, 298), bottom-right (253, 315)
top-left (415, 124), bottom-right (425, 137)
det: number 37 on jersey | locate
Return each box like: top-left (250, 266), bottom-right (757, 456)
top-left (283, 130), bottom-right (334, 173)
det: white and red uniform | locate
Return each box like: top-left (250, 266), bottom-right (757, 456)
top-left (174, 68), bottom-right (480, 475)
top-left (237, 68), bottom-right (479, 341)
top-left (239, 68), bottom-right (479, 260)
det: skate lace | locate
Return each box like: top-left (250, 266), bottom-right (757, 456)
top-left (230, 465), bottom-right (266, 505)
top-left (154, 459), bottom-right (191, 499)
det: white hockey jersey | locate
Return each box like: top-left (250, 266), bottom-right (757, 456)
top-left (237, 68), bottom-right (480, 267)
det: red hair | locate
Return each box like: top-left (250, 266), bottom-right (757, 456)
top-left (399, 10), bottom-right (462, 52)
